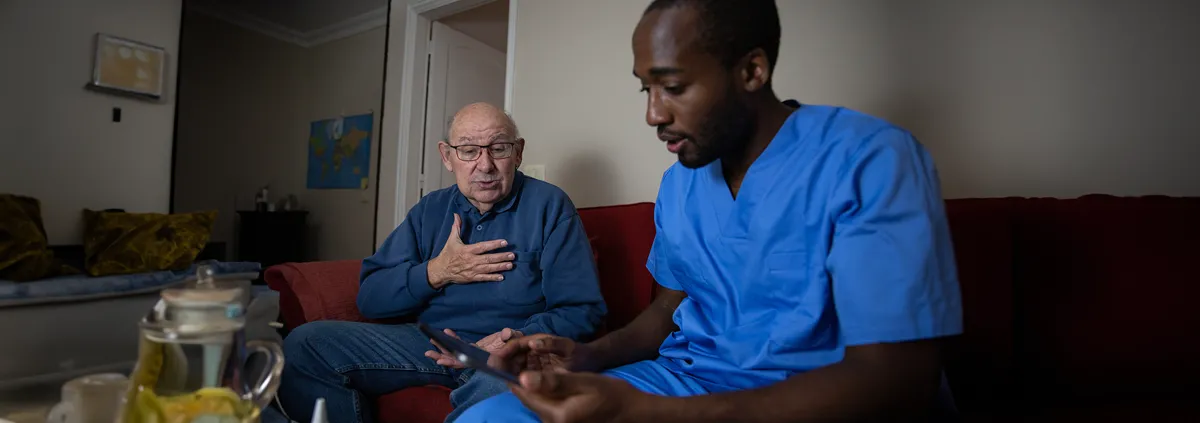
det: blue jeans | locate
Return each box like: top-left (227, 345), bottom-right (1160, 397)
top-left (268, 321), bottom-right (510, 423)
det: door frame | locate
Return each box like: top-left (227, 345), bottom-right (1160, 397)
top-left (377, 0), bottom-right (519, 247)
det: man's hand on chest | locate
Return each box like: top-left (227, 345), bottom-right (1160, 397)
top-left (427, 213), bottom-right (516, 288)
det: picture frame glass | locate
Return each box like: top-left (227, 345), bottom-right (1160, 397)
top-left (91, 33), bottom-right (166, 98)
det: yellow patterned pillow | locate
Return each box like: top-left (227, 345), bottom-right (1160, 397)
top-left (0, 194), bottom-right (78, 281)
top-left (82, 209), bottom-right (217, 277)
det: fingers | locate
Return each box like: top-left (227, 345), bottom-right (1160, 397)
top-left (466, 239), bottom-right (509, 254)
top-left (445, 213), bottom-right (465, 246)
top-left (474, 263), bottom-right (513, 276)
top-left (424, 350), bottom-right (465, 369)
top-left (520, 371), bottom-right (586, 398)
top-left (469, 271), bottom-right (505, 282)
top-left (529, 336), bottom-right (574, 356)
top-left (443, 328), bottom-right (459, 339)
top-left (511, 384), bottom-right (560, 422)
top-left (476, 331), bottom-right (503, 351)
top-left (480, 252), bottom-right (516, 264)
top-left (429, 338), bottom-right (452, 356)
top-left (488, 338), bottom-right (533, 372)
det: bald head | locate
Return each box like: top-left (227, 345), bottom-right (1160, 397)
top-left (438, 102), bottom-right (525, 213)
top-left (446, 102), bottom-right (520, 143)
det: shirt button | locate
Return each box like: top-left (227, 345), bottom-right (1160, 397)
top-left (476, 225), bottom-right (483, 231)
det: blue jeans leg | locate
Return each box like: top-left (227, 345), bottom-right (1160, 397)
top-left (445, 369), bottom-right (511, 423)
top-left (275, 321), bottom-right (462, 423)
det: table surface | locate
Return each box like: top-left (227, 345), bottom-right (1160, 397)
top-left (0, 380), bottom-right (60, 423)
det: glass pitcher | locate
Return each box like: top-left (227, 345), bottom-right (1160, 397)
top-left (117, 265), bottom-right (284, 423)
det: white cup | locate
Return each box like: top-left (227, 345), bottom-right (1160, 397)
top-left (45, 374), bottom-right (128, 423)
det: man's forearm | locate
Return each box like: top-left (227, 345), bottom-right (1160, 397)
top-left (586, 288), bottom-right (686, 370)
top-left (639, 340), bottom-right (945, 423)
top-left (357, 262), bottom-right (438, 319)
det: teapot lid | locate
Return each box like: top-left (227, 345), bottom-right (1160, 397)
top-left (152, 264), bottom-right (246, 333)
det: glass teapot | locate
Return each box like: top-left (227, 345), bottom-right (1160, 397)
top-left (117, 265), bottom-right (284, 423)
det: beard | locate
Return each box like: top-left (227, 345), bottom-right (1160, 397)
top-left (673, 97), bottom-right (756, 169)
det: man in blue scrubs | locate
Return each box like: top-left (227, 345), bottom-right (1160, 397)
top-left (456, 1), bottom-right (962, 422)
top-left (271, 103), bottom-right (607, 423)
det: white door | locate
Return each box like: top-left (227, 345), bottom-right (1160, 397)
top-left (420, 21), bottom-right (507, 196)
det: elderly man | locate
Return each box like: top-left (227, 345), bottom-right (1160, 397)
top-left (271, 102), bottom-right (607, 423)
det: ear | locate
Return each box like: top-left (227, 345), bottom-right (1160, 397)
top-left (438, 141), bottom-right (454, 172)
top-left (738, 47), bottom-right (772, 93)
top-left (514, 138), bottom-right (525, 168)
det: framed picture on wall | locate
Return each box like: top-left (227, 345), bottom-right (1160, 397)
top-left (86, 33), bottom-right (167, 100)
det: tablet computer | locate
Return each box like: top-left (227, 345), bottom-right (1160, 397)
top-left (419, 322), bottom-right (520, 384)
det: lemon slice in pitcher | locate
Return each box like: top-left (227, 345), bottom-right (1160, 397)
top-left (135, 387), bottom-right (249, 423)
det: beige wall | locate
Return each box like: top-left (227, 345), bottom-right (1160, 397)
top-left (509, 0), bottom-right (1200, 205)
top-left (174, 11), bottom-right (386, 260)
top-left (0, 0), bottom-right (183, 245)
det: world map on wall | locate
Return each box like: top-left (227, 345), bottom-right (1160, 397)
top-left (307, 113), bottom-right (373, 189)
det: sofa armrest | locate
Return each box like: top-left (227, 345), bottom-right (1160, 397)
top-left (265, 260), bottom-right (369, 330)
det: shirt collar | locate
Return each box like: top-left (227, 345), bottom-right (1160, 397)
top-left (453, 171), bottom-right (527, 216)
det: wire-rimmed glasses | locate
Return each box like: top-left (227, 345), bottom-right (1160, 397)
top-left (445, 142), bottom-right (517, 161)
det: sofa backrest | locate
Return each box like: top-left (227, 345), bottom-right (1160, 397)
top-left (577, 202), bottom-right (657, 333)
top-left (1009, 195), bottom-right (1200, 402)
top-left (945, 194), bottom-right (1200, 412)
top-left (942, 198), bottom-right (1020, 409)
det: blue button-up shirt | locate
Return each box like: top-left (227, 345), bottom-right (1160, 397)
top-left (358, 172), bottom-right (607, 343)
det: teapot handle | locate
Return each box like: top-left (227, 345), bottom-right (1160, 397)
top-left (245, 340), bottom-right (285, 410)
top-left (45, 401), bottom-right (73, 423)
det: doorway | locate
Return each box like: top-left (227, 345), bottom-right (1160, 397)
top-left (419, 1), bottom-right (509, 196)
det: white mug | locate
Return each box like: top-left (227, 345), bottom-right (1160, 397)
top-left (45, 374), bottom-right (128, 423)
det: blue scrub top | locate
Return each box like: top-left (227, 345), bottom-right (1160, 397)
top-left (647, 103), bottom-right (964, 391)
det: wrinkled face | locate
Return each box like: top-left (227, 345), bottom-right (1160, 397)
top-left (632, 6), bottom-right (755, 169)
top-left (439, 112), bottom-right (524, 212)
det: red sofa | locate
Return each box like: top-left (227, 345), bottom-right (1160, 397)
top-left (266, 196), bottom-right (1199, 422)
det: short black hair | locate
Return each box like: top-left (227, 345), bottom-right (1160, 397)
top-left (643, 0), bottom-right (781, 72)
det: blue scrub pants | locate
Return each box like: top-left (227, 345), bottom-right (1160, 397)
top-left (455, 360), bottom-right (962, 423)
top-left (455, 359), bottom-right (710, 423)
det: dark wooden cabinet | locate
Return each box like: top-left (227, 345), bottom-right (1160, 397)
top-left (236, 211), bottom-right (308, 278)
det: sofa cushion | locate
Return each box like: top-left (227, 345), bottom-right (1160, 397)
top-left (266, 259), bottom-right (370, 330)
top-left (81, 208), bottom-right (216, 276)
top-left (377, 386), bottom-right (452, 423)
top-left (0, 194), bottom-right (78, 281)
top-left (1013, 195), bottom-right (1200, 400)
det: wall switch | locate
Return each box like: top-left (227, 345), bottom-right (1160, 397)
top-left (522, 164), bottom-right (546, 181)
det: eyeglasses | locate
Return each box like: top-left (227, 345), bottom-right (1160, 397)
top-left (446, 142), bottom-right (517, 161)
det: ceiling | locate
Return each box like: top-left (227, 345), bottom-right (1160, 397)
top-left (199, 0), bottom-right (387, 33)
top-left (189, 0), bottom-right (388, 47)
top-left (188, 0), bottom-right (509, 49)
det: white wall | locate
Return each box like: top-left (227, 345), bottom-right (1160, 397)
top-left (0, 0), bottom-right (183, 245)
top-left (174, 11), bottom-right (386, 260)
top-left (508, 0), bottom-right (1200, 204)
top-left (374, 1), bottom-right (408, 248)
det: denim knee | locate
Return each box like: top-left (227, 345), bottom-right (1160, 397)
top-left (282, 321), bottom-right (345, 371)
